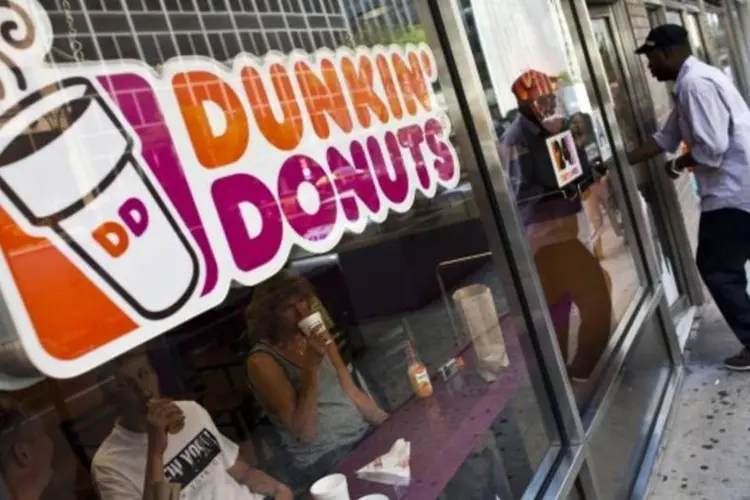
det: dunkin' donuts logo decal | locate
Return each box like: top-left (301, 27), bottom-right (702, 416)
top-left (0, 1), bottom-right (458, 377)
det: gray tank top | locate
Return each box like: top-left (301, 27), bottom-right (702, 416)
top-left (248, 342), bottom-right (370, 468)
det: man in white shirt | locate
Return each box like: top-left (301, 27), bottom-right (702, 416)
top-left (91, 349), bottom-right (292, 500)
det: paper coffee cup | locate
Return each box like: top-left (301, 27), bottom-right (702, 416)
top-left (310, 473), bottom-right (350, 500)
top-left (298, 311), bottom-right (325, 337)
top-left (359, 495), bottom-right (389, 500)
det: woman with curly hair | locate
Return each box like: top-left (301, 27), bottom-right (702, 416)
top-left (244, 270), bottom-right (387, 489)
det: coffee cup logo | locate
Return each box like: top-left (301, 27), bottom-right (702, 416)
top-left (0, 0), bottom-right (457, 379)
top-left (0, 78), bottom-right (200, 318)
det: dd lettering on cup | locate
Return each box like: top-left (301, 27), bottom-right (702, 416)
top-left (0, 78), bottom-right (199, 319)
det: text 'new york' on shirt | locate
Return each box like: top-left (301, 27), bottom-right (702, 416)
top-left (91, 401), bottom-right (264, 500)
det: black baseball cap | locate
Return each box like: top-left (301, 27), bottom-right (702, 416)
top-left (635, 24), bottom-right (689, 54)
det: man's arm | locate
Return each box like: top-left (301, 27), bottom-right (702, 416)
top-left (678, 81), bottom-right (731, 169)
top-left (626, 137), bottom-right (665, 165)
top-left (627, 109), bottom-right (681, 164)
top-left (227, 460), bottom-right (292, 500)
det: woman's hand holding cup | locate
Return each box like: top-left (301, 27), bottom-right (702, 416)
top-left (299, 312), bottom-right (333, 366)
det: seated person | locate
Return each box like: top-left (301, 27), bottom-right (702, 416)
top-left (0, 397), bottom-right (73, 500)
top-left (244, 270), bottom-right (387, 488)
top-left (91, 349), bottom-right (292, 500)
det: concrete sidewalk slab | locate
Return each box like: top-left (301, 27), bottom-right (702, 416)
top-left (647, 304), bottom-right (750, 500)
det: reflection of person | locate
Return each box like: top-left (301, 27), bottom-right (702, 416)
top-left (570, 112), bottom-right (622, 258)
top-left (500, 70), bottom-right (613, 381)
top-left (0, 398), bottom-right (55, 500)
top-left (627, 24), bottom-right (750, 371)
top-left (551, 140), bottom-right (565, 171)
top-left (91, 350), bottom-right (292, 500)
top-left (245, 271), bottom-right (387, 488)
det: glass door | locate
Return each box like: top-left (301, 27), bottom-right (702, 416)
top-left (587, 8), bottom-right (691, 317)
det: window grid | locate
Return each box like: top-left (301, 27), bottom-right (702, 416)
top-left (47, 0), bottom-right (355, 65)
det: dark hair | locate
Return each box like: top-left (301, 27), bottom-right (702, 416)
top-left (552, 141), bottom-right (565, 170)
top-left (96, 347), bottom-right (152, 401)
top-left (244, 270), bottom-right (314, 345)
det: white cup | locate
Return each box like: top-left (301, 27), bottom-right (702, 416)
top-left (298, 311), bottom-right (325, 336)
top-left (310, 473), bottom-right (350, 500)
top-left (359, 495), bottom-right (389, 500)
top-left (0, 78), bottom-right (199, 319)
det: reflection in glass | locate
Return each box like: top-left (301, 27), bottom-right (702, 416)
top-left (665, 10), bottom-right (683, 27)
top-left (591, 17), bottom-right (682, 306)
top-left (706, 12), bottom-right (734, 81)
top-left (467, 0), bottom-right (641, 387)
top-left (588, 317), bottom-right (672, 499)
top-left (684, 14), bottom-right (708, 62)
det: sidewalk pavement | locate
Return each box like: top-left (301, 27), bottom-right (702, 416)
top-left (646, 301), bottom-right (750, 500)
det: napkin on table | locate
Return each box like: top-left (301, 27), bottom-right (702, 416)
top-left (355, 439), bottom-right (411, 487)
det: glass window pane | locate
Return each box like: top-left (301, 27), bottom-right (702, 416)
top-left (2, 2), bottom-right (561, 500)
top-left (707, 13), bottom-right (734, 81)
top-left (589, 316), bottom-right (673, 499)
top-left (590, 17), bottom-right (683, 307)
top-left (465, 0), bottom-right (643, 389)
top-left (666, 10), bottom-right (683, 27)
top-left (685, 14), bottom-right (708, 62)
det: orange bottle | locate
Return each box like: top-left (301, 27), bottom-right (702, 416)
top-left (407, 341), bottom-right (433, 398)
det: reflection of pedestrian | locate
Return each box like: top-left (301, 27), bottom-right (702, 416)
top-left (500, 70), bottom-right (613, 381)
top-left (627, 24), bottom-right (750, 371)
top-left (570, 112), bottom-right (622, 257)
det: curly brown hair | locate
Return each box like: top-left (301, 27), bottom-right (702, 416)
top-left (244, 270), bottom-right (315, 346)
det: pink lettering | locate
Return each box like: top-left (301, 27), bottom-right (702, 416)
top-left (211, 174), bottom-right (284, 272)
top-left (118, 197), bottom-right (149, 237)
top-left (369, 132), bottom-right (409, 205)
top-left (425, 118), bottom-right (457, 183)
top-left (326, 142), bottom-right (381, 223)
top-left (277, 155), bottom-right (338, 242)
top-left (398, 124), bottom-right (430, 190)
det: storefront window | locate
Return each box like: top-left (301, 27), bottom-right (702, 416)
top-left (684, 13), bottom-right (708, 62)
top-left (665, 9), bottom-right (683, 27)
top-left (591, 17), bottom-right (681, 306)
top-left (466, 0), bottom-right (642, 393)
top-left (707, 12), bottom-right (734, 81)
top-left (588, 316), bottom-right (672, 499)
top-left (0, 1), bottom-right (560, 499)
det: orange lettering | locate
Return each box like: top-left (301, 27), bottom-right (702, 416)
top-left (242, 64), bottom-right (304, 151)
top-left (173, 71), bottom-right (249, 169)
top-left (376, 54), bottom-right (403, 121)
top-left (341, 55), bottom-right (389, 129)
top-left (392, 51), bottom-right (432, 116)
top-left (92, 221), bottom-right (129, 258)
top-left (295, 58), bottom-right (353, 139)
top-left (420, 49), bottom-right (434, 80)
